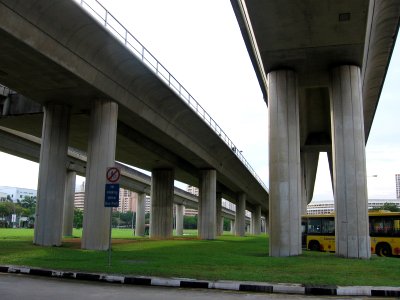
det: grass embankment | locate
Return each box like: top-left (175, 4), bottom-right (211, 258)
top-left (0, 228), bottom-right (399, 286)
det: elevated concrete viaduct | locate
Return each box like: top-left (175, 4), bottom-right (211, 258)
top-left (0, 126), bottom-right (257, 239)
top-left (231, 0), bottom-right (400, 258)
top-left (0, 0), bottom-right (268, 249)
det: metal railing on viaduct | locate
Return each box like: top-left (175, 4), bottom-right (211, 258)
top-left (73, 0), bottom-right (267, 191)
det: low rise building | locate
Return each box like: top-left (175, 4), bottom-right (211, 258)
top-left (0, 186), bottom-right (36, 203)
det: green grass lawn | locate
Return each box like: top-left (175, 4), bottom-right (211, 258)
top-left (0, 228), bottom-right (399, 286)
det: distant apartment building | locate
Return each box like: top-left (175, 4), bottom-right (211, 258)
top-left (396, 174), bottom-right (400, 198)
top-left (74, 181), bottom-right (85, 210)
top-left (0, 186), bottom-right (36, 203)
top-left (185, 185), bottom-right (199, 216)
top-left (74, 181), bottom-right (146, 213)
top-left (115, 188), bottom-right (137, 213)
top-left (307, 199), bottom-right (400, 215)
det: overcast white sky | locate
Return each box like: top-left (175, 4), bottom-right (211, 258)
top-left (0, 0), bottom-right (398, 202)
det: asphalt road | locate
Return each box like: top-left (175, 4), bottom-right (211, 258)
top-left (0, 273), bottom-right (392, 300)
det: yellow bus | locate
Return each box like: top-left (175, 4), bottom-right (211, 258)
top-left (301, 211), bottom-right (400, 257)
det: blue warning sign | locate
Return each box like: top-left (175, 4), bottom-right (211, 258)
top-left (104, 183), bottom-right (120, 207)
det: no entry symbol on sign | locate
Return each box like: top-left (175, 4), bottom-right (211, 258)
top-left (106, 167), bottom-right (121, 183)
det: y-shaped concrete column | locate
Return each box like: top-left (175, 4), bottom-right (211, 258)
top-left (301, 152), bottom-right (319, 214)
top-left (198, 169), bottom-right (217, 239)
top-left (330, 65), bottom-right (370, 259)
top-left (34, 104), bottom-right (70, 246)
top-left (216, 192), bottom-right (223, 236)
top-left (150, 169), bottom-right (174, 239)
top-left (253, 205), bottom-right (262, 235)
top-left (268, 70), bottom-right (301, 256)
top-left (63, 171), bottom-right (76, 236)
top-left (135, 192), bottom-right (146, 236)
top-left (235, 192), bottom-right (246, 236)
top-left (82, 99), bottom-right (118, 250)
top-left (176, 204), bottom-right (184, 236)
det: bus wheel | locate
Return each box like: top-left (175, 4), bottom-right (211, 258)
top-left (376, 243), bottom-right (392, 257)
top-left (308, 241), bottom-right (320, 251)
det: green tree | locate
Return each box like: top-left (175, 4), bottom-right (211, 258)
top-left (183, 215), bottom-right (198, 229)
top-left (379, 202), bottom-right (400, 212)
top-left (119, 211), bottom-right (135, 227)
top-left (0, 201), bottom-right (14, 217)
top-left (370, 202), bottom-right (400, 212)
top-left (73, 208), bottom-right (83, 228)
top-left (20, 196), bottom-right (36, 216)
top-left (223, 218), bottom-right (231, 231)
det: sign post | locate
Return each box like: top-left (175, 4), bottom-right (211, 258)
top-left (105, 167), bottom-right (121, 266)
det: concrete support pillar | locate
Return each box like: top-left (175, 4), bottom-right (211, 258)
top-left (230, 220), bottom-right (235, 234)
top-left (235, 192), bottom-right (246, 236)
top-left (34, 104), bottom-right (70, 246)
top-left (253, 205), bottom-right (262, 235)
top-left (301, 152), bottom-right (319, 214)
top-left (63, 171), bottom-right (76, 236)
top-left (150, 169), bottom-right (174, 239)
top-left (268, 70), bottom-right (301, 256)
top-left (330, 65), bottom-right (370, 259)
top-left (250, 216), bottom-right (254, 234)
top-left (82, 99), bottom-right (118, 250)
top-left (135, 192), bottom-right (146, 236)
top-left (216, 192), bottom-right (223, 236)
top-left (176, 204), bottom-right (184, 236)
top-left (198, 169), bottom-right (217, 239)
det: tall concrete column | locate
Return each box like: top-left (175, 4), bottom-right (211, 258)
top-left (230, 220), bottom-right (235, 234)
top-left (82, 99), bottom-right (118, 250)
top-left (253, 205), bottom-right (262, 235)
top-left (216, 192), bottom-right (223, 236)
top-left (268, 70), bottom-right (301, 256)
top-left (265, 213), bottom-right (270, 235)
top-left (330, 65), bottom-right (370, 259)
top-left (176, 204), bottom-right (184, 236)
top-left (63, 171), bottom-right (76, 237)
top-left (135, 192), bottom-right (146, 236)
top-left (150, 169), bottom-right (174, 239)
top-left (235, 192), bottom-right (246, 236)
top-left (198, 169), bottom-right (217, 239)
top-left (250, 216), bottom-right (254, 234)
top-left (34, 104), bottom-right (70, 246)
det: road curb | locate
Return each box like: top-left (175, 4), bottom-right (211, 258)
top-left (1, 265), bottom-right (400, 297)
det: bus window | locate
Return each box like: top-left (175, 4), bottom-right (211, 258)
top-left (394, 219), bottom-right (400, 237)
top-left (321, 218), bottom-right (335, 235)
top-left (308, 219), bottom-right (321, 234)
